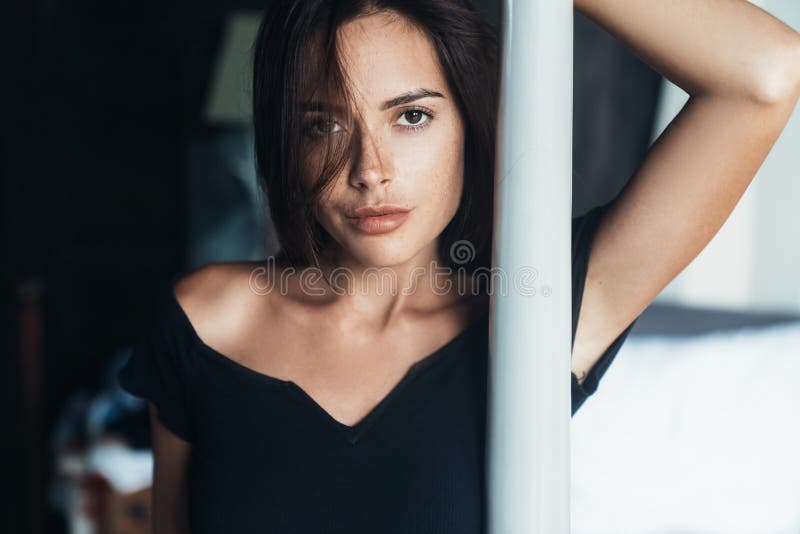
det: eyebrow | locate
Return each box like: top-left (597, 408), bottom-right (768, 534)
top-left (302, 88), bottom-right (445, 113)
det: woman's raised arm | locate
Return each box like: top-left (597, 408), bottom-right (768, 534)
top-left (574, 0), bottom-right (800, 102)
top-left (569, 0), bottom-right (800, 382)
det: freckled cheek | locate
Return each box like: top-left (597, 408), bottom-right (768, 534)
top-left (448, 133), bottom-right (466, 213)
top-left (399, 136), bottom-right (465, 224)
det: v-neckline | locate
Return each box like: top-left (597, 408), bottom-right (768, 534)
top-left (163, 277), bottom-right (488, 446)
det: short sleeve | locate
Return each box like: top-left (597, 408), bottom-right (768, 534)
top-left (571, 202), bottom-right (640, 416)
top-left (118, 280), bottom-right (196, 442)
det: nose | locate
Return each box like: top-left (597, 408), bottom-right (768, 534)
top-left (348, 128), bottom-right (394, 191)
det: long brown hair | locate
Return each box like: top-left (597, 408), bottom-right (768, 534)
top-left (252, 0), bottom-right (499, 273)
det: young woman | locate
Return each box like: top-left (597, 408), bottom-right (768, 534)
top-left (119, 0), bottom-right (800, 532)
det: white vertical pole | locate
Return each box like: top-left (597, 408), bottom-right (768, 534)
top-left (487, 0), bottom-right (573, 533)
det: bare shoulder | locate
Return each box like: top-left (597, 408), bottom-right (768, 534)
top-left (173, 260), bottom-right (279, 351)
top-left (173, 260), bottom-right (255, 308)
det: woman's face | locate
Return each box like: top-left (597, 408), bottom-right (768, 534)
top-left (301, 10), bottom-right (465, 270)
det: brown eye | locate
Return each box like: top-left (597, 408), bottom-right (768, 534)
top-left (397, 108), bottom-right (433, 130)
top-left (304, 118), bottom-right (343, 136)
top-left (404, 110), bottom-right (423, 124)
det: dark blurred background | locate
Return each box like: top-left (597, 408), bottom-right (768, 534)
top-left (3, 0), bottom-right (664, 531)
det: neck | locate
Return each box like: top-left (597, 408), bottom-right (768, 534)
top-left (299, 240), bottom-right (473, 328)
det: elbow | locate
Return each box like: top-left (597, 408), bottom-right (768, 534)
top-left (747, 38), bottom-right (800, 105)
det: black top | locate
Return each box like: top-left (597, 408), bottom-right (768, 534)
top-left (118, 202), bottom-right (640, 533)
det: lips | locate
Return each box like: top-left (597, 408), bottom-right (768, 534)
top-left (347, 204), bottom-right (412, 218)
top-left (345, 204), bottom-right (413, 235)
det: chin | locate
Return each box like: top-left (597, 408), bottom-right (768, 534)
top-left (351, 248), bottom-right (414, 269)
top-left (325, 222), bottom-right (431, 270)
top-left (340, 237), bottom-right (421, 269)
